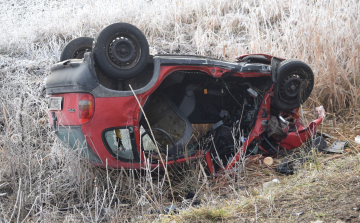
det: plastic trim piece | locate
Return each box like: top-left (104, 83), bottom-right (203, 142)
top-left (56, 126), bottom-right (102, 164)
top-left (159, 55), bottom-right (238, 70)
top-left (46, 57), bottom-right (100, 95)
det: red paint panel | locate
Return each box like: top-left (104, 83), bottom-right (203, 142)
top-left (48, 93), bottom-right (82, 126)
top-left (280, 117), bottom-right (323, 150)
top-left (144, 151), bottom-right (204, 169)
top-left (165, 151), bottom-right (203, 165)
top-left (81, 96), bottom-right (142, 168)
top-left (232, 72), bottom-right (271, 78)
top-left (205, 151), bottom-right (214, 174)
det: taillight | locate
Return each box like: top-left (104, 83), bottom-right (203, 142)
top-left (78, 93), bottom-right (94, 124)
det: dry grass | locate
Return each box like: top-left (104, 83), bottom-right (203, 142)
top-left (1, 0), bottom-right (360, 222)
top-left (160, 151), bottom-right (360, 222)
top-left (1, 0), bottom-right (359, 114)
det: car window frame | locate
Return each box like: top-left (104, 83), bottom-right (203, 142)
top-left (101, 126), bottom-right (140, 163)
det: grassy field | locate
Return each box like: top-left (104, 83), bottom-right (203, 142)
top-left (160, 154), bottom-right (360, 222)
top-left (0, 0), bottom-right (359, 222)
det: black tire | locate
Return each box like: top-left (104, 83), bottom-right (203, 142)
top-left (273, 59), bottom-right (314, 110)
top-left (60, 37), bottom-right (94, 61)
top-left (93, 23), bottom-right (149, 79)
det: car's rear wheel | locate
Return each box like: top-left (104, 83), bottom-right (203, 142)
top-left (273, 59), bottom-right (314, 110)
top-left (60, 37), bottom-right (93, 61)
top-left (93, 23), bottom-right (149, 79)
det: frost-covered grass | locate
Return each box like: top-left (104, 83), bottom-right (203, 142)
top-left (0, 0), bottom-right (359, 222)
top-left (1, 0), bottom-right (359, 113)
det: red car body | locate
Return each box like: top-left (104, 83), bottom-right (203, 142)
top-left (46, 53), bottom-right (323, 173)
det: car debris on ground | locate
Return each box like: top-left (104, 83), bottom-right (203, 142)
top-left (262, 178), bottom-right (280, 191)
top-left (355, 135), bottom-right (360, 144)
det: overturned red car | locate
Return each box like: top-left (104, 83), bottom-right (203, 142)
top-left (46, 23), bottom-right (324, 173)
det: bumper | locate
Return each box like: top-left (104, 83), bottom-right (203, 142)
top-left (55, 126), bottom-right (103, 164)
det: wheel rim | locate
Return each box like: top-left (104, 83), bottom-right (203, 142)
top-left (72, 47), bottom-right (92, 59)
top-left (106, 33), bottom-right (141, 70)
top-left (279, 70), bottom-right (312, 104)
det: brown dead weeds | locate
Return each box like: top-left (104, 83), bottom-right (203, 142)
top-left (160, 154), bottom-right (360, 222)
top-left (242, 155), bottom-right (360, 222)
top-left (159, 117), bottom-right (360, 222)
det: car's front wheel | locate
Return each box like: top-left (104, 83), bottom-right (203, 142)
top-left (273, 59), bottom-right (314, 111)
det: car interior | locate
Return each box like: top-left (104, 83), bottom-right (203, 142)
top-left (136, 68), bottom-right (273, 166)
